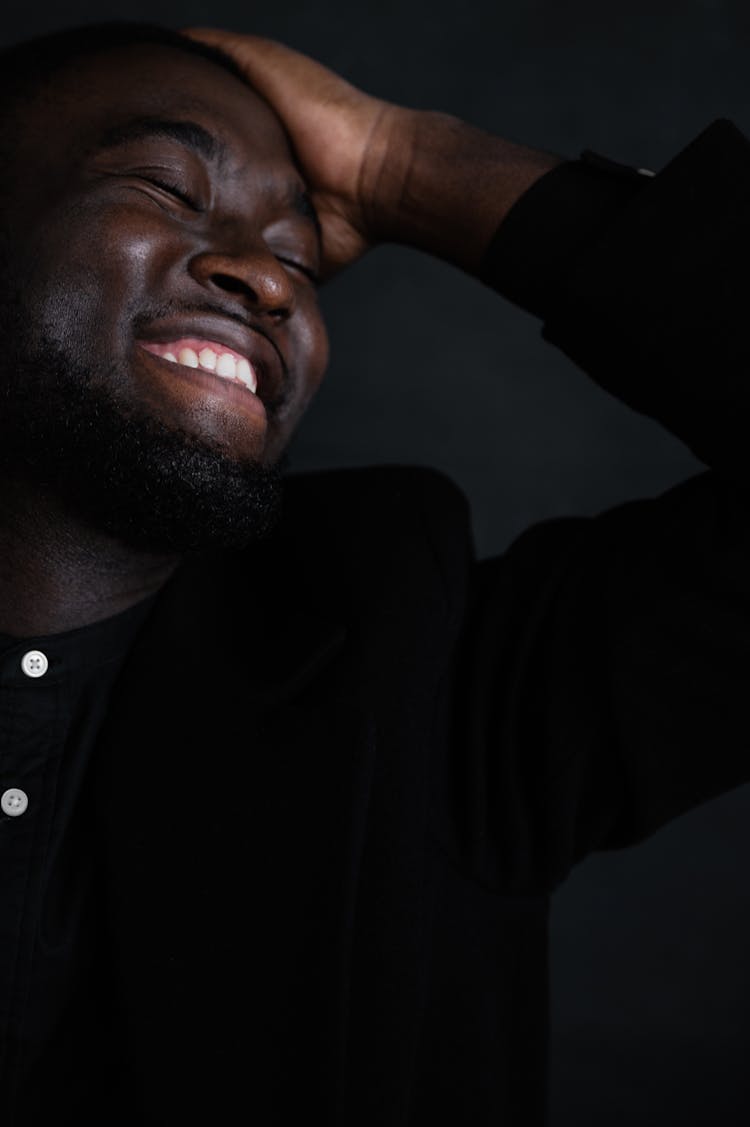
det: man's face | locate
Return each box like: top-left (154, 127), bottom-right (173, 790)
top-left (0, 42), bottom-right (329, 551)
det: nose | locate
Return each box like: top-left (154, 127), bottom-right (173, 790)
top-left (188, 238), bottom-right (296, 321)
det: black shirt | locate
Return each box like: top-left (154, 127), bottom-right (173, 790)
top-left (0, 595), bottom-right (157, 1125)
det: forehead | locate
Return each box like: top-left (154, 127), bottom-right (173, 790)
top-left (36, 42), bottom-right (297, 177)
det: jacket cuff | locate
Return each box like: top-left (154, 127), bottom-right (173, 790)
top-left (478, 146), bottom-right (656, 319)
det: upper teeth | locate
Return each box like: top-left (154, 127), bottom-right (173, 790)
top-left (161, 346), bottom-right (258, 394)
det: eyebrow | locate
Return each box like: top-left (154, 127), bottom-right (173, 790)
top-left (94, 116), bottom-right (223, 163)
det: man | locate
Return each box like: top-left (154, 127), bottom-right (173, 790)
top-left (0, 19), bottom-right (748, 1126)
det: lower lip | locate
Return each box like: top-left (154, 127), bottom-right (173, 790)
top-left (136, 344), bottom-right (268, 424)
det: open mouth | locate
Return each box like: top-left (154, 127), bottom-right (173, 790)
top-left (138, 337), bottom-right (259, 396)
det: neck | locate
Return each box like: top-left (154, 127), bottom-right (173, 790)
top-left (0, 480), bottom-right (180, 637)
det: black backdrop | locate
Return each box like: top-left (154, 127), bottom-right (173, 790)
top-left (5, 1), bottom-right (750, 1122)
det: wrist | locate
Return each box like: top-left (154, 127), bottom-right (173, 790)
top-left (357, 104), bottom-right (419, 244)
top-left (360, 107), bottom-right (564, 274)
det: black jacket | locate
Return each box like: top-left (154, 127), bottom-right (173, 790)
top-left (90, 119), bottom-right (750, 1124)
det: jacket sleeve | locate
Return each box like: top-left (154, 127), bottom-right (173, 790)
top-left (444, 120), bottom-right (750, 894)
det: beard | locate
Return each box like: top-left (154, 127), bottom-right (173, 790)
top-left (0, 291), bottom-right (285, 555)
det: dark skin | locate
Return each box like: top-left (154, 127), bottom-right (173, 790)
top-left (0, 43), bottom-right (329, 637)
top-left (0, 35), bottom-right (560, 638)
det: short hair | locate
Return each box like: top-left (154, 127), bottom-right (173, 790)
top-left (0, 21), bottom-right (248, 102)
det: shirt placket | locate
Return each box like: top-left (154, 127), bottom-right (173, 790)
top-left (0, 644), bottom-right (67, 1095)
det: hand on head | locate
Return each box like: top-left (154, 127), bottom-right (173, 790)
top-left (182, 27), bottom-right (412, 280)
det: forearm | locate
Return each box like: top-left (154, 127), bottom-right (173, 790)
top-left (364, 107), bottom-right (564, 274)
top-left (484, 118), bottom-right (750, 484)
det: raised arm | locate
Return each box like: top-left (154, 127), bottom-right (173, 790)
top-left (186, 29), bottom-right (750, 483)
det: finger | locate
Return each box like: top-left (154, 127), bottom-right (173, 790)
top-left (180, 29), bottom-right (358, 117)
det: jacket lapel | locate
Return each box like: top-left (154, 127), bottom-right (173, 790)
top-left (92, 539), bottom-right (376, 1120)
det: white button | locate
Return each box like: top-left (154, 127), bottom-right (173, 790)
top-left (1, 788), bottom-right (28, 817)
top-left (21, 650), bottom-right (48, 678)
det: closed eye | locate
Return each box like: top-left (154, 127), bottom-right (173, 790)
top-left (276, 256), bottom-right (320, 286)
top-left (142, 175), bottom-right (203, 212)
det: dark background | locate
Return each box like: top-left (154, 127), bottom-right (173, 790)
top-left (6, 1), bottom-right (750, 1122)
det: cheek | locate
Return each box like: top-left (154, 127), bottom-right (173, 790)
top-left (268, 303), bottom-right (328, 460)
top-left (21, 204), bottom-right (171, 355)
top-left (291, 300), bottom-right (330, 398)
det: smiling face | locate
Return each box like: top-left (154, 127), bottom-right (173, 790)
top-left (0, 41), bottom-right (329, 551)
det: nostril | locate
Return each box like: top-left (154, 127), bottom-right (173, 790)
top-left (212, 272), bottom-right (252, 296)
top-left (208, 270), bottom-right (293, 320)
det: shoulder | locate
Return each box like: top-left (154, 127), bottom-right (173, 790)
top-left (279, 465), bottom-right (475, 624)
top-left (283, 463), bottom-right (469, 514)
top-left (283, 464), bottom-right (472, 548)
